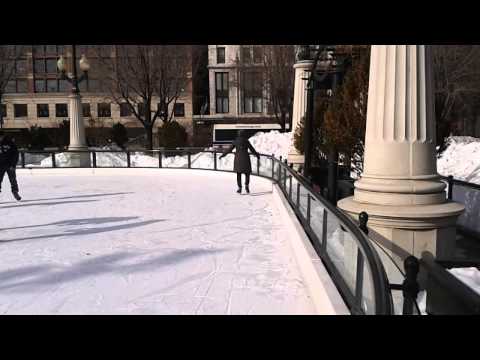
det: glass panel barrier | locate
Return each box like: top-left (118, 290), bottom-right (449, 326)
top-left (161, 150), bottom-right (189, 168)
top-left (309, 199), bottom-right (326, 248)
top-left (95, 152), bottom-right (128, 167)
top-left (191, 151), bottom-right (215, 170)
top-left (130, 151), bottom-right (159, 168)
top-left (23, 152), bottom-right (51, 167)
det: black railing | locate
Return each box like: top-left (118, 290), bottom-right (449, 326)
top-left (16, 149), bottom-right (395, 315)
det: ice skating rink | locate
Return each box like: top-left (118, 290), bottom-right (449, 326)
top-left (0, 169), bottom-right (316, 314)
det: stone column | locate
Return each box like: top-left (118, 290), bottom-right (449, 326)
top-left (287, 60), bottom-right (314, 167)
top-left (68, 93), bottom-right (90, 167)
top-left (338, 45), bottom-right (464, 263)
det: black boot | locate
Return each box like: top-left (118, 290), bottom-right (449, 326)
top-left (237, 187), bottom-right (242, 194)
top-left (245, 185), bottom-right (250, 194)
top-left (13, 191), bottom-right (21, 201)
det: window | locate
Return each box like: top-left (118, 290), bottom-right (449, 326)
top-left (138, 103), bottom-right (147, 117)
top-left (82, 103), bottom-right (91, 117)
top-left (253, 47), bottom-right (263, 63)
top-left (16, 60), bottom-right (27, 75)
top-left (56, 104), bottom-right (68, 118)
top-left (157, 103), bottom-right (167, 117)
top-left (14, 104), bottom-right (28, 118)
top-left (46, 59), bottom-right (57, 73)
top-left (37, 104), bottom-right (49, 118)
top-left (243, 72), bottom-right (263, 113)
top-left (34, 59), bottom-right (45, 73)
top-left (5, 81), bottom-right (16, 93)
top-left (35, 79), bottom-right (46, 92)
top-left (88, 79), bottom-right (100, 92)
top-left (120, 103), bottom-right (132, 117)
top-left (242, 46), bottom-right (252, 64)
top-left (33, 45), bottom-right (45, 56)
top-left (46, 45), bottom-right (57, 54)
top-left (59, 80), bottom-right (69, 92)
top-left (215, 72), bottom-right (229, 114)
top-left (16, 80), bottom-right (28, 93)
top-left (174, 103), bottom-right (185, 117)
top-left (1, 104), bottom-right (6, 118)
top-left (47, 79), bottom-right (58, 92)
top-left (217, 47), bottom-right (225, 64)
top-left (98, 103), bottom-right (111, 117)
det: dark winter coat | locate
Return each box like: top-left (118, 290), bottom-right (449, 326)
top-left (223, 136), bottom-right (259, 174)
top-left (0, 137), bottom-right (19, 168)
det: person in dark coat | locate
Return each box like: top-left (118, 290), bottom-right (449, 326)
top-left (219, 130), bottom-right (260, 194)
top-left (0, 131), bottom-right (21, 201)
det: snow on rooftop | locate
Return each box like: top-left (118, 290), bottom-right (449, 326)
top-left (0, 169), bottom-right (315, 315)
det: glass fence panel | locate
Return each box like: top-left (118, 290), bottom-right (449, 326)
top-left (325, 213), bottom-right (358, 295)
top-left (191, 152), bottom-right (215, 170)
top-left (291, 176), bottom-right (299, 207)
top-left (369, 239), bottom-right (405, 315)
top-left (453, 183), bottom-right (480, 235)
top-left (55, 152), bottom-right (91, 167)
top-left (162, 151), bottom-right (189, 168)
top-left (250, 155), bottom-right (259, 176)
top-left (273, 160), bottom-right (281, 182)
top-left (216, 152), bottom-right (234, 171)
top-left (310, 199), bottom-right (326, 247)
top-left (95, 152), bottom-right (128, 167)
top-left (129, 151), bottom-right (159, 168)
top-left (361, 263), bottom-right (376, 315)
top-left (258, 156), bottom-right (273, 178)
top-left (298, 185), bottom-right (310, 222)
top-left (23, 153), bottom-right (51, 167)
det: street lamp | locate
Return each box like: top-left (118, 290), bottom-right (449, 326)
top-left (57, 45), bottom-right (90, 152)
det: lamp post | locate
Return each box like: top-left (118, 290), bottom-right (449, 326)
top-left (57, 45), bottom-right (90, 151)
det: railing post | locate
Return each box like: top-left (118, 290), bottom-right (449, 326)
top-left (402, 256), bottom-right (420, 315)
top-left (126, 151), bottom-right (131, 168)
top-left (447, 175), bottom-right (454, 200)
top-left (188, 152), bottom-right (191, 169)
top-left (271, 154), bottom-right (274, 180)
top-left (214, 151), bottom-right (217, 171)
top-left (297, 182), bottom-right (301, 209)
top-left (359, 212), bottom-right (369, 235)
top-left (283, 159), bottom-right (288, 189)
top-left (21, 152), bottom-right (25, 168)
top-left (51, 152), bottom-right (56, 168)
top-left (159, 151), bottom-right (162, 168)
top-left (92, 151), bottom-right (97, 168)
top-left (307, 193), bottom-right (311, 226)
top-left (289, 175), bottom-right (293, 200)
top-left (257, 155), bottom-right (260, 175)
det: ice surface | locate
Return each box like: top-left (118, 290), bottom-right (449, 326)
top-left (0, 170), bottom-right (315, 315)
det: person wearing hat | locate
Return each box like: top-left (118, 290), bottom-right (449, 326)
top-left (0, 131), bottom-right (21, 201)
top-left (219, 130), bottom-right (260, 194)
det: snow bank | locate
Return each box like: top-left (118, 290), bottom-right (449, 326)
top-left (27, 131), bottom-right (293, 170)
top-left (437, 136), bottom-right (480, 184)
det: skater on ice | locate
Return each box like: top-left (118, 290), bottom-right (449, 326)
top-left (219, 130), bottom-right (260, 194)
top-left (0, 131), bottom-right (21, 201)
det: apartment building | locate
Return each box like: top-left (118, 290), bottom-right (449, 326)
top-left (192, 45), bottom-right (283, 147)
top-left (1, 45), bottom-right (205, 147)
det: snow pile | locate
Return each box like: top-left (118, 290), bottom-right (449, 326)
top-left (448, 267), bottom-right (480, 295)
top-left (249, 131), bottom-right (292, 159)
top-left (437, 136), bottom-right (480, 184)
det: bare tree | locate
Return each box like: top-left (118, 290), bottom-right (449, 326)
top-left (432, 45), bottom-right (480, 151)
top-left (0, 45), bottom-right (21, 128)
top-left (97, 45), bottom-right (196, 150)
top-left (262, 45), bottom-right (295, 131)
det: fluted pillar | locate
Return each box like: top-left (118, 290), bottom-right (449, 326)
top-left (68, 93), bottom-right (90, 167)
top-left (339, 45), bottom-right (464, 261)
top-left (287, 60), bottom-right (314, 166)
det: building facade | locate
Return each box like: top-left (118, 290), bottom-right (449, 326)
top-left (1, 45), bottom-right (201, 148)
top-left (192, 45), bottom-right (283, 147)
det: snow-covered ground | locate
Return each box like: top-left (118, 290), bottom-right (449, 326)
top-left (437, 136), bottom-right (480, 184)
top-left (0, 169), bottom-right (315, 315)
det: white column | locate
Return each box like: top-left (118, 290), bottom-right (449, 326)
top-left (287, 60), bottom-right (313, 165)
top-left (68, 93), bottom-right (87, 150)
top-left (339, 45), bottom-right (464, 261)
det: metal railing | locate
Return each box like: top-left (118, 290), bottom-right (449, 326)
top-left (16, 148), bottom-right (395, 315)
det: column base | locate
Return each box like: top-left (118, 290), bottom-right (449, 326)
top-left (66, 151), bottom-right (91, 168)
top-left (338, 196), bottom-right (465, 262)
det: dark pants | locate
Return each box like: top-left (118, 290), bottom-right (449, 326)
top-left (0, 166), bottom-right (19, 193)
top-left (237, 172), bottom-right (250, 188)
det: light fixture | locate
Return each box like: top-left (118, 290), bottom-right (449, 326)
top-left (79, 54), bottom-right (90, 72)
top-left (57, 55), bottom-right (66, 72)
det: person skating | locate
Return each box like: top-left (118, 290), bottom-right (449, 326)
top-left (0, 131), bottom-right (21, 201)
top-left (219, 130), bottom-right (260, 194)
